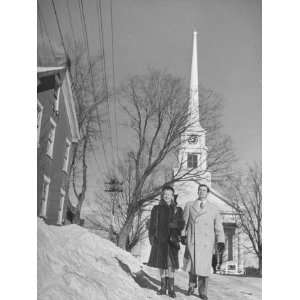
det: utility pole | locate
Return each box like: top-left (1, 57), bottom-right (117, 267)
top-left (104, 177), bottom-right (123, 242)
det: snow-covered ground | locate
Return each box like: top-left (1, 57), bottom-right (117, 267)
top-left (38, 219), bottom-right (261, 300)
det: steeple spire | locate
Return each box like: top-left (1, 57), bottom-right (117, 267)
top-left (189, 31), bottom-right (202, 129)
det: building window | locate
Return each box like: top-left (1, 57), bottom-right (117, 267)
top-left (187, 153), bottom-right (198, 168)
top-left (53, 74), bottom-right (61, 113)
top-left (53, 87), bottom-right (61, 112)
top-left (37, 99), bottom-right (43, 147)
top-left (57, 188), bottom-right (66, 225)
top-left (40, 175), bottom-right (51, 218)
top-left (62, 138), bottom-right (71, 173)
top-left (46, 118), bottom-right (57, 158)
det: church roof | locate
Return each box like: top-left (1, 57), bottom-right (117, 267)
top-left (209, 187), bottom-right (241, 215)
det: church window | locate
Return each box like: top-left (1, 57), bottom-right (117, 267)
top-left (187, 153), bottom-right (198, 168)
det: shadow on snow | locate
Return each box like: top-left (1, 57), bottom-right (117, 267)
top-left (116, 258), bottom-right (188, 296)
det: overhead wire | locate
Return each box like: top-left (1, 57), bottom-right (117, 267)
top-left (51, 0), bottom-right (68, 58)
top-left (65, 0), bottom-right (77, 46)
top-left (37, 2), bottom-right (56, 61)
top-left (109, 0), bottom-right (120, 168)
top-left (40, 0), bottom-right (116, 177)
top-left (97, 0), bottom-right (115, 170)
top-left (37, 7), bottom-right (46, 64)
top-left (47, 0), bottom-right (109, 175)
top-left (79, 0), bottom-right (109, 174)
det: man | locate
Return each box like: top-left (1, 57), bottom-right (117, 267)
top-left (182, 183), bottom-right (225, 299)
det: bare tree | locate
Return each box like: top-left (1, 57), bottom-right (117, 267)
top-left (110, 70), bottom-right (235, 249)
top-left (228, 162), bottom-right (262, 275)
top-left (66, 43), bottom-right (111, 224)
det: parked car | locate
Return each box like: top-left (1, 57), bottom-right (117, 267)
top-left (218, 261), bottom-right (245, 275)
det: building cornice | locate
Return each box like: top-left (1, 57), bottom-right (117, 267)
top-left (37, 66), bottom-right (80, 143)
top-left (62, 71), bottom-right (80, 143)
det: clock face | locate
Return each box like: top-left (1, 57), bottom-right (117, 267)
top-left (188, 135), bottom-right (198, 144)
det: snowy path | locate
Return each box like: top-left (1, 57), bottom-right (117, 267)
top-left (137, 265), bottom-right (261, 300)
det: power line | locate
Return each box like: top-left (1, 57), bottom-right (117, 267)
top-left (97, 0), bottom-right (114, 165)
top-left (37, 2), bottom-right (56, 61)
top-left (109, 0), bottom-right (120, 166)
top-left (75, 0), bottom-right (86, 46)
top-left (37, 6), bottom-right (47, 59)
top-left (79, 0), bottom-right (109, 174)
top-left (65, 0), bottom-right (76, 46)
top-left (51, 0), bottom-right (68, 58)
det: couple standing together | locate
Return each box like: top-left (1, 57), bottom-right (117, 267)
top-left (148, 184), bottom-right (225, 299)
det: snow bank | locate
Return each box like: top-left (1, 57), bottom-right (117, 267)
top-left (37, 219), bottom-right (158, 300)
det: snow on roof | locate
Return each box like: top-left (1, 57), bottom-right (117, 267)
top-left (37, 66), bottom-right (65, 74)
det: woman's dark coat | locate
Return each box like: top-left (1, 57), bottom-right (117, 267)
top-left (147, 200), bottom-right (185, 269)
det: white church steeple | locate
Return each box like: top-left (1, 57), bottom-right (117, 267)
top-left (189, 31), bottom-right (202, 129)
top-left (174, 30), bottom-right (211, 202)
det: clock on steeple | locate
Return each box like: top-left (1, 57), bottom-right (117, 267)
top-left (188, 135), bottom-right (198, 144)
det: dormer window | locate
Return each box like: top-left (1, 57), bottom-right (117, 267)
top-left (187, 153), bottom-right (198, 168)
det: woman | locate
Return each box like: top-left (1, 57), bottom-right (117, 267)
top-left (148, 186), bottom-right (185, 298)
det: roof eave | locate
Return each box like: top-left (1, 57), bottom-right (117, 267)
top-left (37, 66), bottom-right (66, 77)
top-left (62, 71), bottom-right (81, 142)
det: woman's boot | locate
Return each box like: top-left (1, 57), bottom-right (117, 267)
top-left (187, 272), bottom-right (196, 296)
top-left (168, 277), bottom-right (176, 298)
top-left (157, 276), bottom-right (167, 295)
top-left (187, 285), bottom-right (194, 296)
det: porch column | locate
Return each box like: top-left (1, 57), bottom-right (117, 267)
top-left (237, 226), bottom-right (244, 272)
top-left (233, 230), bottom-right (238, 262)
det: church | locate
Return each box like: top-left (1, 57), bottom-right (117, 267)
top-left (133, 31), bottom-right (246, 274)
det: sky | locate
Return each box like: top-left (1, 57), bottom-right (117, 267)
top-left (38, 0), bottom-right (261, 170)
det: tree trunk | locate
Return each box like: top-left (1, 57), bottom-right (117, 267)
top-left (73, 208), bottom-right (81, 225)
top-left (258, 255), bottom-right (262, 276)
top-left (117, 213), bottom-right (135, 250)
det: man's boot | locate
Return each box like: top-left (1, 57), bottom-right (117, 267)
top-left (157, 276), bottom-right (167, 295)
top-left (168, 277), bottom-right (176, 298)
top-left (198, 276), bottom-right (208, 300)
